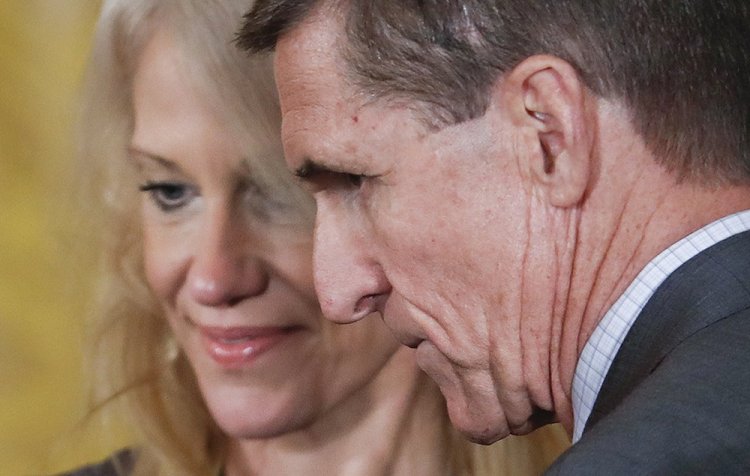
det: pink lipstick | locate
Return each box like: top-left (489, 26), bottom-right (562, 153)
top-left (199, 326), bottom-right (300, 368)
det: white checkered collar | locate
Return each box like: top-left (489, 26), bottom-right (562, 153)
top-left (570, 209), bottom-right (750, 442)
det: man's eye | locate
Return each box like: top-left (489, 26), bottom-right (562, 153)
top-left (138, 181), bottom-right (195, 212)
top-left (346, 173), bottom-right (365, 188)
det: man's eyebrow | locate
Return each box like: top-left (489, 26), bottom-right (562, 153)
top-left (294, 158), bottom-right (346, 179)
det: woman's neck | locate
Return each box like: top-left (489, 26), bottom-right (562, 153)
top-left (224, 348), bottom-right (453, 476)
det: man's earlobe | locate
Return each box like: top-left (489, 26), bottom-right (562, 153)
top-left (505, 55), bottom-right (593, 208)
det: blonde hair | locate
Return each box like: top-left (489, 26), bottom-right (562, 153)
top-left (77, 0), bottom-right (567, 474)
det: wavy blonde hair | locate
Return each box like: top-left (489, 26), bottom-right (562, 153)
top-left (77, 0), bottom-right (568, 474)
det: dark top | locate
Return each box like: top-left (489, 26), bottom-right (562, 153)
top-left (57, 449), bottom-right (134, 476)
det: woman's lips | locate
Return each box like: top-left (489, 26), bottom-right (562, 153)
top-left (198, 325), bottom-right (301, 368)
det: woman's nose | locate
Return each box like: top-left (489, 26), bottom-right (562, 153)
top-left (187, 211), bottom-right (269, 307)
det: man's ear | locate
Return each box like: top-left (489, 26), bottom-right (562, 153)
top-left (500, 55), bottom-right (593, 207)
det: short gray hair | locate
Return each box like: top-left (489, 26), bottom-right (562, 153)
top-left (239, 0), bottom-right (750, 185)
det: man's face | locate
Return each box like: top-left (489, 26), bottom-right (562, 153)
top-left (275, 16), bottom-right (544, 442)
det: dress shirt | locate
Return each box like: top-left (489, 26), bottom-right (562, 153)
top-left (571, 209), bottom-right (750, 442)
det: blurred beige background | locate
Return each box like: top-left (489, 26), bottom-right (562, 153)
top-left (0, 1), bottom-right (129, 473)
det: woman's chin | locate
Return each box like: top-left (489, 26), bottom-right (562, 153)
top-left (202, 388), bottom-right (317, 440)
top-left (214, 409), bottom-right (315, 440)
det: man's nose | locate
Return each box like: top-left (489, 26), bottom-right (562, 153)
top-left (312, 198), bottom-right (391, 323)
top-left (188, 208), bottom-right (269, 307)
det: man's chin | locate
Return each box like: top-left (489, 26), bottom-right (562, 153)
top-left (452, 406), bottom-right (556, 444)
top-left (444, 399), bottom-right (510, 444)
top-left (415, 340), bottom-right (511, 444)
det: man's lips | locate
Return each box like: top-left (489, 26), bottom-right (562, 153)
top-left (380, 296), bottom-right (428, 349)
top-left (397, 334), bottom-right (424, 349)
top-left (381, 315), bottom-right (424, 348)
top-left (197, 325), bottom-right (303, 368)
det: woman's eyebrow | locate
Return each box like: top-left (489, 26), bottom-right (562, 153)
top-left (127, 145), bottom-right (179, 171)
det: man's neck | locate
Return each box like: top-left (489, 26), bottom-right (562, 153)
top-left (549, 124), bottom-right (750, 432)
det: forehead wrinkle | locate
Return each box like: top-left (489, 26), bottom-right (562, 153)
top-left (282, 100), bottom-right (350, 169)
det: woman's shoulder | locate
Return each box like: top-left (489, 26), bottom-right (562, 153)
top-left (57, 448), bottom-right (135, 476)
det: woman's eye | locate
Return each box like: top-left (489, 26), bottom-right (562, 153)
top-left (138, 181), bottom-right (195, 212)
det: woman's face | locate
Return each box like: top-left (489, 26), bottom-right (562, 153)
top-left (130, 30), bottom-right (402, 439)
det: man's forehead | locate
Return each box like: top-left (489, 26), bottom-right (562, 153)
top-left (274, 7), bottom-right (352, 104)
top-left (275, 2), bottom-right (344, 66)
top-left (273, 6), bottom-right (429, 174)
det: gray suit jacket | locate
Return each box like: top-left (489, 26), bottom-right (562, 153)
top-left (546, 231), bottom-right (750, 474)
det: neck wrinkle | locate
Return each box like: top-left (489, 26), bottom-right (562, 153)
top-left (547, 204), bottom-right (580, 434)
top-left (557, 156), bottom-right (750, 435)
top-left (551, 138), bottom-right (671, 432)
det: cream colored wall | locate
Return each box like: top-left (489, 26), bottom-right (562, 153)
top-left (0, 1), bottom-right (128, 473)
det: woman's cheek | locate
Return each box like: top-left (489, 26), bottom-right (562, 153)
top-left (142, 224), bottom-right (187, 303)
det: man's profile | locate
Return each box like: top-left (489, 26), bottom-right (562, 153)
top-left (238, 1), bottom-right (750, 472)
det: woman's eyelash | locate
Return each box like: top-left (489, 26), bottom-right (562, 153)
top-left (138, 181), bottom-right (195, 212)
